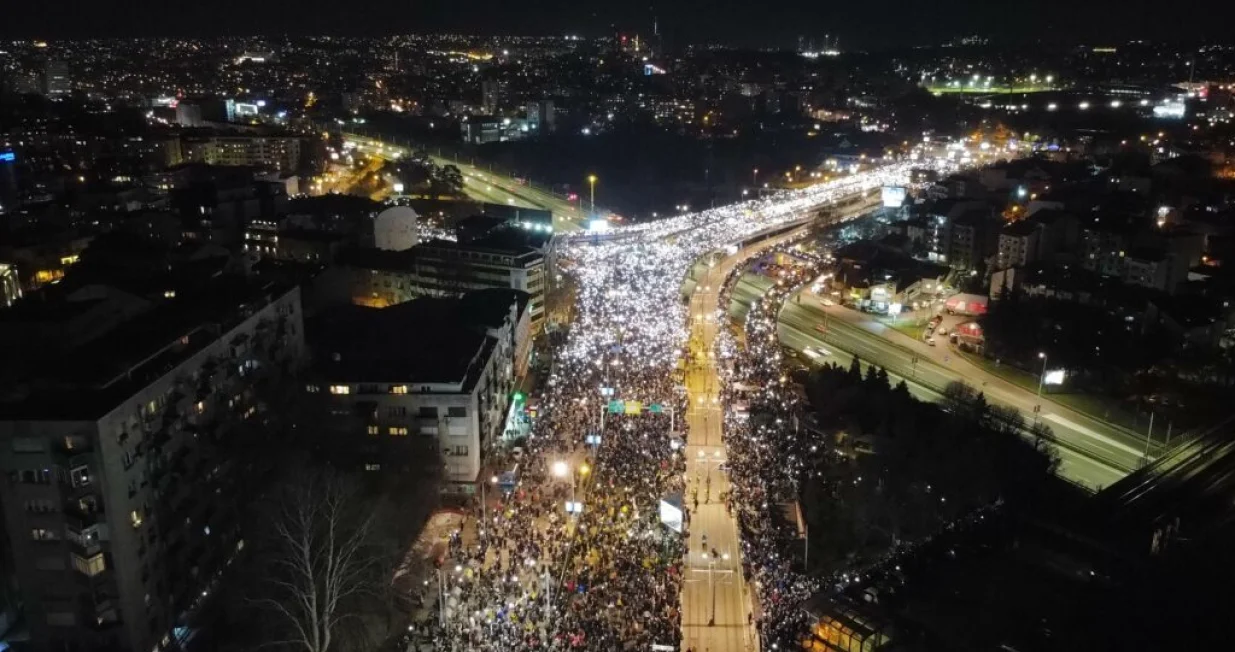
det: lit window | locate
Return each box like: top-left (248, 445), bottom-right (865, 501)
top-left (306, 384), bottom-right (320, 393)
top-left (390, 385), bottom-right (408, 394)
top-left (389, 427), bottom-right (408, 436)
top-left (329, 385), bottom-right (350, 395)
top-left (71, 552), bottom-right (106, 577)
top-left (130, 510), bottom-right (143, 528)
top-left (367, 425), bottom-right (379, 435)
top-left (364, 463), bottom-right (381, 471)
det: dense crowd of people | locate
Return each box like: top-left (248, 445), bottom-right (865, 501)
top-left (420, 163), bottom-right (926, 651)
top-left (712, 232), bottom-right (996, 649)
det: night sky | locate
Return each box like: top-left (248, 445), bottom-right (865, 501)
top-left (0, 0), bottom-right (1222, 50)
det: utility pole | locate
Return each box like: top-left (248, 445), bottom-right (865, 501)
top-left (707, 555), bottom-right (716, 627)
top-left (1036, 352), bottom-right (1048, 399)
top-left (437, 568), bottom-right (446, 627)
top-left (1142, 411), bottom-right (1155, 463)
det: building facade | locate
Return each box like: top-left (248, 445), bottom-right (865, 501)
top-left (180, 136), bottom-right (302, 173)
top-left (0, 263), bottom-right (20, 308)
top-left (997, 221), bottom-right (1040, 269)
top-left (0, 283), bottom-right (305, 652)
top-left (335, 238), bottom-right (547, 329)
top-left (306, 291), bottom-right (529, 493)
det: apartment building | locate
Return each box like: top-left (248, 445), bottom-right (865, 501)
top-left (332, 232), bottom-right (548, 329)
top-left (997, 220), bottom-right (1040, 269)
top-left (180, 135), bottom-right (302, 173)
top-left (306, 289), bottom-right (530, 495)
top-left (0, 279), bottom-right (305, 652)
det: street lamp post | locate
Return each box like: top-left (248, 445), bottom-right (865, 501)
top-left (1036, 351), bottom-right (1048, 399)
top-left (552, 460), bottom-right (581, 505)
top-left (437, 568), bottom-right (447, 627)
top-left (480, 475), bottom-right (497, 537)
top-left (752, 168), bottom-right (759, 188)
top-left (587, 174), bottom-right (598, 216)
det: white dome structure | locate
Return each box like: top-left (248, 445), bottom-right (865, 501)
top-left (374, 206), bottom-right (419, 251)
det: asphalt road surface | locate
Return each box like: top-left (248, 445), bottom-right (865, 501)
top-left (680, 236), bottom-right (812, 652)
top-left (340, 133), bottom-right (588, 232)
top-left (775, 289), bottom-right (1145, 490)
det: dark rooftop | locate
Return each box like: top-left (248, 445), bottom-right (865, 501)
top-left (308, 289), bottom-right (525, 387)
top-left (1003, 220), bottom-right (1040, 237)
top-left (0, 276), bottom-right (298, 420)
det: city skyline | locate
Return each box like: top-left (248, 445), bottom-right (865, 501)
top-left (0, 0), bottom-right (1226, 50)
top-left (3, 8), bottom-right (1235, 651)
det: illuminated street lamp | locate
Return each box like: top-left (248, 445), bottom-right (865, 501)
top-left (587, 174), bottom-right (598, 215)
top-left (479, 474), bottom-right (498, 537)
top-left (1036, 352), bottom-right (1048, 399)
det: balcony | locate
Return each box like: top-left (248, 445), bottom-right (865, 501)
top-left (67, 527), bottom-right (104, 557)
top-left (52, 438), bottom-right (94, 467)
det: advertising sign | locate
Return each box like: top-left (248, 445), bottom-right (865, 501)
top-left (658, 493), bottom-right (683, 533)
top-left (881, 186), bottom-right (907, 208)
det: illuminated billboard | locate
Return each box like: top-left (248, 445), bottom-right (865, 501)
top-left (1044, 369), bottom-right (1066, 385)
top-left (1153, 102), bottom-right (1186, 119)
top-left (659, 493), bottom-right (683, 533)
top-left (881, 186), bottom-right (907, 208)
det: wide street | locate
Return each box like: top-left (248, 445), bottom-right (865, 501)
top-left (409, 158), bottom-right (932, 651)
top-left (429, 157), bottom-right (591, 231)
top-left (339, 133), bottom-right (588, 232)
top-left (681, 235), bottom-right (806, 652)
top-left (777, 290), bottom-right (1142, 489)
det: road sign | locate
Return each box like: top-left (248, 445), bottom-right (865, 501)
top-left (585, 434), bottom-right (602, 446)
top-left (648, 403), bottom-right (663, 414)
top-left (599, 387), bottom-right (615, 397)
top-left (624, 401), bottom-right (643, 415)
top-left (608, 400), bottom-right (625, 414)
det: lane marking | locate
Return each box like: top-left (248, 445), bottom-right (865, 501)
top-left (1043, 413), bottom-right (1144, 456)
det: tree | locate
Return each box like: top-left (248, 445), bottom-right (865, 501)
top-left (438, 164), bottom-right (465, 195)
top-left (942, 381), bottom-right (977, 413)
top-left (259, 471), bottom-right (380, 652)
top-left (848, 354), bottom-right (862, 380)
top-left (986, 403), bottom-right (1025, 437)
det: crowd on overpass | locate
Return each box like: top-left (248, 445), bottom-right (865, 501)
top-left (420, 161), bottom-right (951, 650)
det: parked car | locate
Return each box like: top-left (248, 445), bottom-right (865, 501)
top-left (927, 338), bottom-right (937, 346)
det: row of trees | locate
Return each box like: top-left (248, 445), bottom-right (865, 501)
top-left (798, 357), bottom-right (1058, 574)
top-left (984, 283), bottom-right (1235, 428)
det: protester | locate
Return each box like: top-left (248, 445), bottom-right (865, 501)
top-left (427, 161), bottom-right (942, 651)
